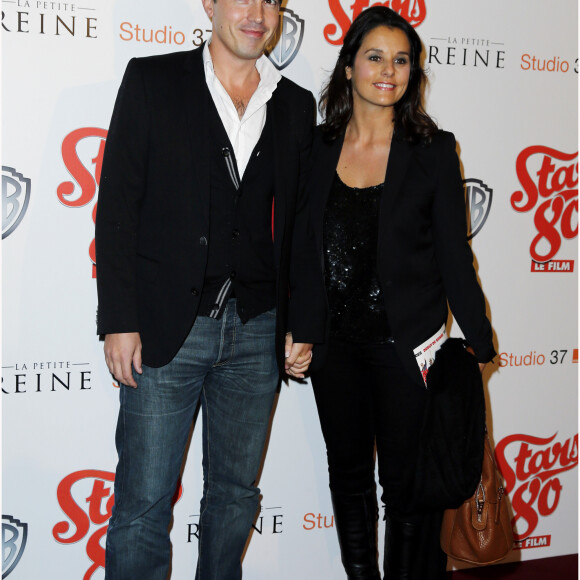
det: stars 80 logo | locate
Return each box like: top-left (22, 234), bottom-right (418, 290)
top-left (57, 128), bottom-right (107, 278)
top-left (495, 433), bottom-right (578, 543)
top-left (53, 469), bottom-right (183, 579)
top-left (511, 146), bottom-right (578, 272)
top-left (325, 0), bottom-right (426, 46)
top-left (53, 470), bottom-right (115, 579)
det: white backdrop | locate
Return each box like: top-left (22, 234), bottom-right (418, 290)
top-left (2, 1), bottom-right (578, 578)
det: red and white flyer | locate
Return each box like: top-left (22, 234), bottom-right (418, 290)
top-left (413, 323), bottom-right (447, 386)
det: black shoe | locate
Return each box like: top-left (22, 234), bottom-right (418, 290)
top-left (331, 489), bottom-right (381, 580)
top-left (383, 512), bottom-right (447, 580)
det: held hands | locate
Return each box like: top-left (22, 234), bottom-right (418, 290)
top-left (104, 332), bottom-right (143, 388)
top-left (284, 332), bottom-right (313, 379)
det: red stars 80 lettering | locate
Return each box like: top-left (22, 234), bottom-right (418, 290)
top-left (53, 470), bottom-right (115, 579)
top-left (495, 433), bottom-right (578, 543)
top-left (325, 0), bottom-right (426, 46)
top-left (510, 146), bottom-right (578, 272)
top-left (57, 127), bottom-right (107, 278)
top-left (53, 470), bottom-right (182, 579)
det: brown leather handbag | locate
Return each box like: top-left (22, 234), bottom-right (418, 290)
top-left (440, 428), bottom-right (514, 565)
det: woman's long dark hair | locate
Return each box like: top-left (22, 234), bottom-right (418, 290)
top-left (319, 7), bottom-right (437, 142)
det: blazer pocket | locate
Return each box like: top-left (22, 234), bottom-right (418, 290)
top-left (136, 254), bottom-right (160, 282)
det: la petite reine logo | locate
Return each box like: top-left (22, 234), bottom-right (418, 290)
top-left (2, 1), bottom-right (97, 38)
top-left (325, 0), bottom-right (426, 45)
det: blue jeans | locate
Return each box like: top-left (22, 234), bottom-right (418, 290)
top-left (105, 300), bottom-right (279, 580)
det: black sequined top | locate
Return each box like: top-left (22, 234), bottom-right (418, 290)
top-left (323, 172), bottom-right (392, 343)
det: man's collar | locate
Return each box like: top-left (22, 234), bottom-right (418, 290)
top-left (203, 37), bottom-right (281, 89)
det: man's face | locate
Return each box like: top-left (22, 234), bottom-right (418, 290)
top-left (202, 0), bottom-right (280, 62)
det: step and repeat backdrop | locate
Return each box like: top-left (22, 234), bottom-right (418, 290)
top-left (3, 0), bottom-right (578, 578)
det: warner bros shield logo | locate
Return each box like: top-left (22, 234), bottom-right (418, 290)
top-left (266, 8), bottom-right (305, 70)
top-left (2, 515), bottom-right (28, 578)
top-left (2, 166), bottom-right (31, 239)
top-left (464, 178), bottom-right (493, 239)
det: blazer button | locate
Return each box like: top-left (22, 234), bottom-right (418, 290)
top-left (199, 236), bottom-right (208, 246)
top-left (191, 288), bottom-right (199, 296)
top-left (230, 271), bottom-right (237, 279)
top-left (232, 229), bottom-right (240, 239)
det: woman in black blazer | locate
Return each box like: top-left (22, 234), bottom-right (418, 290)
top-left (308, 8), bottom-right (495, 579)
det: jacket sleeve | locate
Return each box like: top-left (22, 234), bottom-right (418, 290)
top-left (287, 94), bottom-right (327, 344)
top-left (432, 132), bottom-right (496, 363)
top-left (95, 58), bottom-right (150, 335)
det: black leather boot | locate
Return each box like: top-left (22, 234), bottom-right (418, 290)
top-left (330, 489), bottom-right (381, 580)
top-left (383, 512), bottom-right (447, 580)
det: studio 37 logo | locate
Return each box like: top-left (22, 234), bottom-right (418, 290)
top-left (57, 127), bottom-right (107, 278)
top-left (325, 0), bottom-right (426, 46)
top-left (511, 146), bottom-right (578, 272)
top-left (2, 515), bottom-right (28, 578)
top-left (495, 432), bottom-right (578, 549)
top-left (53, 470), bottom-right (183, 579)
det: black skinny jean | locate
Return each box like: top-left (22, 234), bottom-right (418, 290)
top-left (311, 337), bottom-right (448, 578)
top-left (311, 338), bottom-right (427, 514)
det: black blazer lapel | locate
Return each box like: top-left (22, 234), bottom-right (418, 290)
top-left (270, 91), bottom-right (287, 251)
top-left (378, 136), bottom-right (413, 262)
top-left (381, 136), bottom-right (413, 221)
top-left (311, 132), bottom-right (344, 248)
top-left (182, 46), bottom-right (211, 230)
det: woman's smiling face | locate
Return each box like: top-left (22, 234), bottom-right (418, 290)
top-left (346, 25), bottom-right (411, 112)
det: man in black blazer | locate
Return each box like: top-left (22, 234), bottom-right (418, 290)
top-left (95, 1), bottom-right (325, 577)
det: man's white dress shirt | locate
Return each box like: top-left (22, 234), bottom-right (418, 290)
top-left (203, 40), bottom-right (281, 179)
